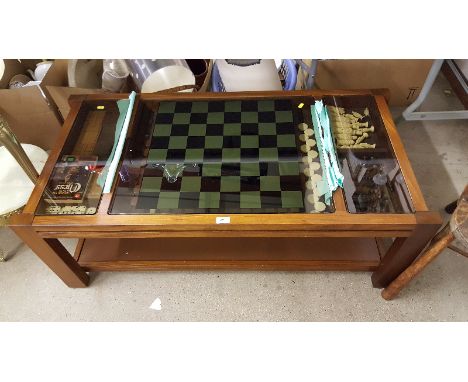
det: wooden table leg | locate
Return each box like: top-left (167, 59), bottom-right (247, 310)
top-left (371, 211), bottom-right (442, 288)
top-left (12, 225), bottom-right (89, 288)
top-left (381, 228), bottom-right (455, 300)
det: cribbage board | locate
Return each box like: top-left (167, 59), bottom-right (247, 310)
top-left (110, 98), bottom-right (330, 214)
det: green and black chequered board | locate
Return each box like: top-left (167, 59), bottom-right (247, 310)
top-left (126, 99), bottom-right (306, 214)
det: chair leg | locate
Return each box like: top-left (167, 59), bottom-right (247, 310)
top-left (381, 226), bottom-right (455, 300)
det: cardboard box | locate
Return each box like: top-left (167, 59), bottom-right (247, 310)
top-left (43, 60), bottom-right (214, 119)
top-left (0, 60), bottom-right (62, 151)
top-left (299, 59), bottom-right (433, 106)
top-left (2, 58), bottom-right (215, 151)
top-left (0, 59), bottom-right (108, 150)
top-left (41, 59), bottom-right (105, 120)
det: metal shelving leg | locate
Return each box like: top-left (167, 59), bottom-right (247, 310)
top-left (296, 59), bottom-right (319, 89)
top-left (402, 59), bottom-right (468, 121)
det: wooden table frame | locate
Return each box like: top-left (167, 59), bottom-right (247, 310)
top-left (10, 90), bottom-right (442, 288)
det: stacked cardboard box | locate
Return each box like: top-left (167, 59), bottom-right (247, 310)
top-left (0, 59), bottom-right (104, 150)
top-left (297, 59), bottom-right (434, 106)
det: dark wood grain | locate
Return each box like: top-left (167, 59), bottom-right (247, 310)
top-left (441, 61), bottom-right (468, 109)
top-left (31, 212), bottom-right (419, 232)
top-left (374, 95), bottom-right (428, 212)
top-left (371, 211), bottom-right (442, 288)
top-left (38, 230), bottom-right (412, 239)
top-left (382, 225), bottom-right (454, 300)
top-left (10, 214), bottom-right (89, 288)
top-left (75, 237), bottom-right (380, 271)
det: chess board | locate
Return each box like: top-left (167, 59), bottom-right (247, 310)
top-left (110, 98), bottom-right (324, 214)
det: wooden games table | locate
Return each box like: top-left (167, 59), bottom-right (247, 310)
top-left (10, 90), bottom-right (442, 288)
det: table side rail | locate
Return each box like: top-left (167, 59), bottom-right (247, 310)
top-left (38, 230), bottom-right (413, 239)
top-left (29, 211), bottom-right (419, 231)
top-left (374, 95), bottom-right (429, 212)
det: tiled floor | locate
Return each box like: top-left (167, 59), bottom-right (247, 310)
top-left (0, 73), bottom-right (467, 321)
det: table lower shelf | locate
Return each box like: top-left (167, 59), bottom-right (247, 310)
top-left (74, 237), bottom-right (382, 272)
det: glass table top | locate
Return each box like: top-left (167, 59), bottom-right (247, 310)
top-left (35, 93), bottom-right (415, 216)
top-left (110, 98), bottom-right (334, 214)
top-left (36, 100), bottom-right (125, 215)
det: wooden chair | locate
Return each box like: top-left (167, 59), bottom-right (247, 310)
top-left (0, 113), bottom-right (48, 261)
top-left (382, 185), bottom-right (468, 300)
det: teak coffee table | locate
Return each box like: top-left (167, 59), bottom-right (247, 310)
top-left (11, 90), bottom-right (442, 288)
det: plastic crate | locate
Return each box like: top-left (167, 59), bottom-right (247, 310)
top-left (211, 59), bottom-right (297, 92)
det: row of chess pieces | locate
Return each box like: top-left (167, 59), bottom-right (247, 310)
top-left (298, 122), bottom-right (326, 213)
